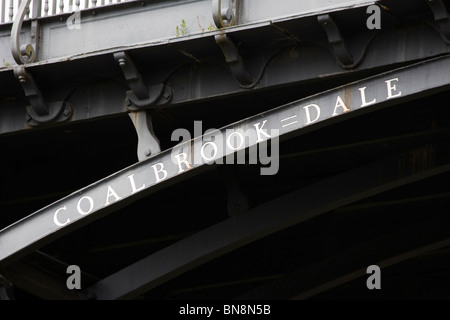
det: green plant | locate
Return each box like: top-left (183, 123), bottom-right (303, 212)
top-left (176, 19), bottom-right (188, 37)
top-left (207, 22), bottom-right (218, 32)
top-left (1, 57), bottom-right (9, 68)
top-left (196, 17), bottom-right (218, 34)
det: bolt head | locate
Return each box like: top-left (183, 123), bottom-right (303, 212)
top-left (63, 107), bottom-right (71, 117)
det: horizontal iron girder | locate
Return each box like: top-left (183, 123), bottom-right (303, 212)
top-left (0, 0), bottom-right (378, 64)
top-left (1, 54), bottom-right (450, 269)
top-left (0, 1), bottom-right (449, 136)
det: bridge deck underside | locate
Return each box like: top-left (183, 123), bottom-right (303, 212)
top-left (2, 0), bottom-right (450, 300)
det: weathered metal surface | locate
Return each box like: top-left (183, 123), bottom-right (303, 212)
top-left (215, 33), bottom-right (254, 87)
top-left (1, 18), bottom-right (450, 135)
top-left (13, 65), bottom-right (72, 125)
top-left (128, 110), bottom-right (161, 161)
top-left (212, 0), bottom-right (236, 28)
top-left (0, 0), bottom-right (449, 137)
top-left (114, 51), bottom-right (172, 109)
top-left (0, 0), bottom-right (378, 65)
top-left (1, 55), bottom-right (450, 269)
top-left (317, 13), bottom-right (354, 67)
top-left (10, 0), bottom-right (38, 64)
top-left (1, 0), bottom-right (133, 23)
top-left (114, 51), bottom-right (149, 102)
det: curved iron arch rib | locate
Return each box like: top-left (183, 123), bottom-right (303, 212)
top-left (2, 54), bottom-right (450, 273)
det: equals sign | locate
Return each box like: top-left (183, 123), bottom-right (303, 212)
top-left (281, 115), bottom-right (298, 128)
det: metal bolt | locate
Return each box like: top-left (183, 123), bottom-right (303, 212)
top-left (221, 8), bottom-right (233, 21)
top-left (63, 107), bottom-right (71, 117)
top-left (145, 149), bottom-right (151, 157)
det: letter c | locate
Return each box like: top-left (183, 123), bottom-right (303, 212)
top-left (54, 206), bottom-right (70, 227)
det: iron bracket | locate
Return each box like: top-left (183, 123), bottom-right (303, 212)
top-left (212, 0), bottom-right (237, 29)
top-left (215, 33), bottom-right (254, 87)
top-left (14, 66), bottom-right (72, 126)
top-left (128, 110), bottom-right (161, 161)
top-left (114, 51), bottom-right (172, 110)
top-left (317, 14), bottom-right (354, 68)
top-left (427, 0), bottom-right (450, 43)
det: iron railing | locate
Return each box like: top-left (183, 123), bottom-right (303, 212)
top-left (0, 0), bottom-right (131, 23)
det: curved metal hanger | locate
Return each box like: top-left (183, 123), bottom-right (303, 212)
top-left (10, 0), bottom-right (36, 64)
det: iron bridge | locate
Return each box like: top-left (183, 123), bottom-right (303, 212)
top-left (1, 0), bottom-right (450, 300)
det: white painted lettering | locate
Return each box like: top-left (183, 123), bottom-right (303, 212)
top-left (152, 162), bottom-right (168, 183)
top-left (174, 152), bottom-right (192, 173)
top-left (359, 87), bottom-right (376, 107)
top-left (303, 104), bottom-right (321, 124)
top-left (105, 185), bottom-right (122, 206)
top-left (77, 196), bottom-right (94, 215)
top-left (253, 120), bottom-right (271, 142)
top-left (127, 174), bottom-right (146, 194)
top-left (53, 206), bottom-right (70, 227)
top-left (332, 96), bottom-right (351, 116)
top-left (385, 78), bottom-right (402, 99)
top-left (200, 142), bottom-right (218, 162)
top-left (226, 131), bottom-right (245, 151)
